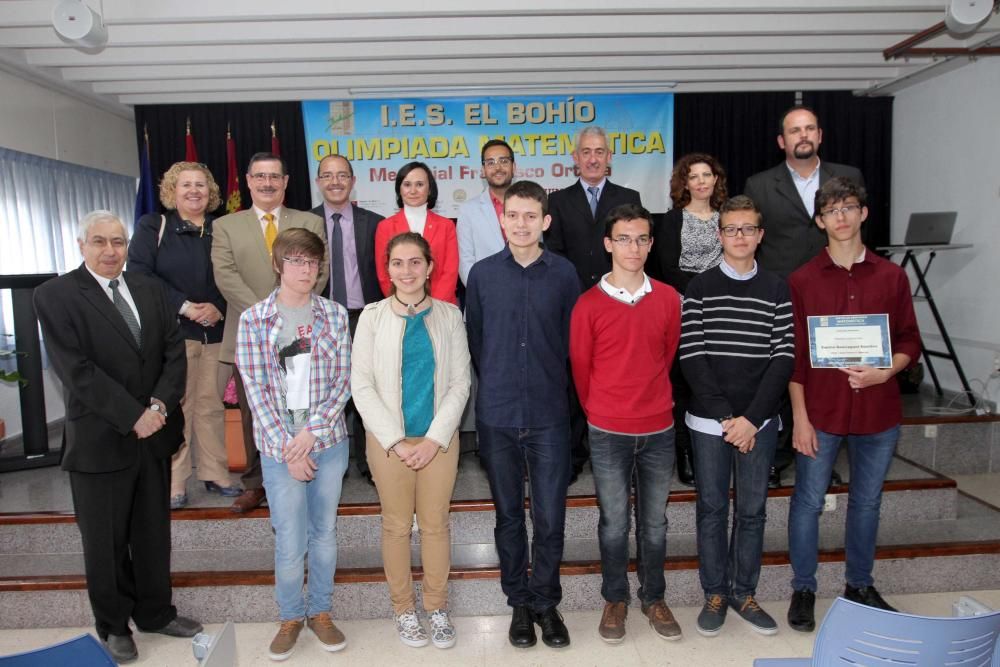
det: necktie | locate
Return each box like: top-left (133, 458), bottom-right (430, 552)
top-left (329, 213), bottom-right (348, 306)
top-left (108, 278), bottom-right (141, 347)
top-left (263, 212), bottom-right (277, 254)
top-left (587, 186), bottom-right (599, 219)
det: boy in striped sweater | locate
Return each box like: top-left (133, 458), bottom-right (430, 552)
top-left (679, 195), bottom-right (795, 638)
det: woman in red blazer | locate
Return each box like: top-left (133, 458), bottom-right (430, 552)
top-left (375, 161), bottom-right (458, 304)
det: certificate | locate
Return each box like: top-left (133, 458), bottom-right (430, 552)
top-left (808, 314), bottom-right (892, 368)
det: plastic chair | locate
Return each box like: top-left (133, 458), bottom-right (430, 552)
top-left (0, 633), bottom-right (115, 666)
top-left (754, 597), bottom-right (1000, 667)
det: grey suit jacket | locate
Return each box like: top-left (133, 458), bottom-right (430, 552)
top-left (211, 207), bottom-right (327, 361)
top-left (743, 161), bottom-right (865, 277)
top-left (457, 189), bottom-right (506, 286)
top-left (310, 203), bottom-right (384, 305)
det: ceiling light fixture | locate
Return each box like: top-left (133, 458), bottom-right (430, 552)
top-left (52, 0), bottom-right (108, 49)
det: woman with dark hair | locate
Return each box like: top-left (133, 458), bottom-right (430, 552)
top-left (352, 232), bottom-right (470, 649)
top-left (128, 161), bottom-right (237, 508)
top-left (374, 161), bottom-right (459, 304)
top-left (646, 153), bottom-right (729, 487)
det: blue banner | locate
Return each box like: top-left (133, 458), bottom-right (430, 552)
top-left (302, 93), bottom-right (674, 217)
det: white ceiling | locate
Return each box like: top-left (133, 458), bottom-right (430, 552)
top-left (1, 0), bottom-right (998, 119)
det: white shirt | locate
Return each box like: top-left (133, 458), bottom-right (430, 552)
top-left (404, 204), bottom-right (428, 236)
top-left (786, 160), bottom-right (820, 217)
top-left (599, 272), bottom-right (651, 305)
top-left (85, 264), bottom-right (141, 329)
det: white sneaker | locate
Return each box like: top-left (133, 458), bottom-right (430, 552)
top-left (395, 610), bottom-right (429, 648)
top-left (428, 609), bottom-right (457, 649)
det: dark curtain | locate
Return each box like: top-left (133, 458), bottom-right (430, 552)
top-left (133, 102), bottom-right (313, 215)
top-left (673, 91), bottom-right (894, 248)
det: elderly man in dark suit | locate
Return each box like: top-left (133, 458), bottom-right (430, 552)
top-left (546, 126), bottom-right (643, 482)
top-left (311, 153), bottom-right (384, 483)
top-left (744, 105), bottom-right (865, 278)
top-left (34, 210), bottom-right (202, 663)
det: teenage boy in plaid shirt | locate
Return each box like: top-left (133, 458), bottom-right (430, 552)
top-left (237, 228), bottom-right (352, 661)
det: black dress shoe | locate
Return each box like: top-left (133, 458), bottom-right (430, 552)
top-left (508, 605), bottom-right (537, 648)
top-left (362, 470), bottom-right (375, 486)
top-left (569, 468), bottom-right (581, 487)
top-left (768, 466), bottom-right (782, 489)
top-left (844, 584), bottom-right (897, 612)
top-left (533, 607), bottom-right (571, 648)
top-left (677, 446), bottom-right (695, 487)
top-left (787, 589), bottom-right (816, 632)
top-left (145, 615), bottom-right (204, 637)
top-left (103, 634), bottom-right (138, 663)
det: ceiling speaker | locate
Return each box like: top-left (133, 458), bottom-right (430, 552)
top-left (52, 0), bottom-right (108, 48)
top-left (945, 0), bottom-right (994, 36)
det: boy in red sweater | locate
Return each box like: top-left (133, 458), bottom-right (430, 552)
top-left (569, 203), bottom-right (682, 644)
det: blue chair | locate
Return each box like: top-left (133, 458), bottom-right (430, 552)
top-left (0, 633), bottom-right (115, 666)
top-left (754, 597), bottom-right (1000, 667)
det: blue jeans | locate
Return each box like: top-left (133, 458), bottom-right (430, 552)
top-left (589, 426), bottom-right (674, 606)
top-left (477, 421), bottom-right (571, 612)
top-left (788, 425), bottom-right (899, 592)
top-left (692, 420), bottom-right (778, 598)
top-left (261, 442), bottom-right (349, 620)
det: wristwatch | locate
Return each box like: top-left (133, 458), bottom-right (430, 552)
top-left (149, 399), bottom-right (167, 416)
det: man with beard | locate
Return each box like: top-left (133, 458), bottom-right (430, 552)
top-left (744, 106), bottom-right (865, 278)
top-left (311, 153), bottom-right (383, 484)
top-left (458, 139), bottom-right (516, 285)
top-left (743, 106), bottom-right (864, 488)
top-left (213, 152), bottom-right (327, 512)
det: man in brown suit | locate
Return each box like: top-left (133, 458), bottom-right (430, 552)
top-left (212, 152), bottom-right (327, 512)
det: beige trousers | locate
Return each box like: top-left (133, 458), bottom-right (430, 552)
top-left (170, 340), bottom-right (229, 493)
top-left (367, 432), bottom-right (460, 614)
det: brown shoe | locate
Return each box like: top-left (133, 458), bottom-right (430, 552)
top-left (230, 488), bottom-right (266, 514)
top-left (598, 601), bottom-right (628, 644)
top-left (641, 600), bottom-right (682, 641)
top-left (269, 619), bottom-right (303, 661)
top-left (307, 612), bottom-right (346, 652)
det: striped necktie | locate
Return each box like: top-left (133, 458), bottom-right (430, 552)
top-left (587, 186), bottom-right (599, 219)
top-left (263, 212), bottom-right (277, 254)
top-left (108, 278), bottom-right (141, 347)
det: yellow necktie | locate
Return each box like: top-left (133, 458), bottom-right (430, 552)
top-left (263, 213), bottom-right (277, 254)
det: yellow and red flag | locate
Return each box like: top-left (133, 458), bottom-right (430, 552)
top-left (225, 125), bottom-right (242, 213)
top-left (270, 119), bottom-right (280, 156)
top-left (185, 117), bottom-right (199, 162)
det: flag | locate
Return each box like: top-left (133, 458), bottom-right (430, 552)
top-left (270, 120), bottom-right (280, 156)
top-left (185, 117), bottom-right (199, 162)
top-left (225, 125), bottom-right (242, 213)
top-left (133, 125), bottom-right (155, 224)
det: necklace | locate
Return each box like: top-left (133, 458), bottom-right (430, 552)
top-left (394, 292), bottom-right (428, 316)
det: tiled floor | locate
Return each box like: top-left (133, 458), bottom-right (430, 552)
top-left (1, 589), bottom-right (998, 665)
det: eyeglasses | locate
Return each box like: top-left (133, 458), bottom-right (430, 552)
top-left (720, 225), bottom-right (761, 237)
top-left (610, 235), bottom-right (652, 247)
top-left (250, 172), bottom-right (285, 183)
top-left (283, 256), bottom-right (320, 269)
top-left (483, 157), bottom-right (513, 168)
top-left (819, 204), bottom-right (862, 219)
top-left (317, 172), bottom-right (352, 182)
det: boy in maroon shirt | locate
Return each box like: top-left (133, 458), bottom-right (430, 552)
top-left (785, 177), bottom-right (921, 632)
top-left (569, 203), bottom-right (682, 644)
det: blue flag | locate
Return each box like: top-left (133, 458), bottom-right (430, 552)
top-left (133, 135), bottom-right (155, 225)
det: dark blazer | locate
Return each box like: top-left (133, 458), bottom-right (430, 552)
top-left (311, 203), bottom-right (384, 305)
top-left (128, 211), bottom-right (226, 344)
top-left (34, 266), bottom-right (186, 473)
top-left (743, 161), bottom-right (865, 277)
top-left (646, 207), bottom-right (696, 294)
top-left (546, 179), bottom-right (642, 289)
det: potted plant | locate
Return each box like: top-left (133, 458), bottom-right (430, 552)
top-left (222, 374), bottom-right (247, 472)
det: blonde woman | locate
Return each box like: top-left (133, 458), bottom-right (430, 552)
top-left (352, 231), bottom-right (471, 649)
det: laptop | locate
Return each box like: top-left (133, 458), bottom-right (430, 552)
top-left (883, 211), bottom-right (957, 248)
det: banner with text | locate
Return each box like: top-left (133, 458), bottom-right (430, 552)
top-left (302, 94), bottom-right (674, 218)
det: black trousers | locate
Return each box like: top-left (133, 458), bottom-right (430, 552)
top-left (346, 308), bottom-right (368, 476)
top-left (69, 447), bottom-right (176, 639)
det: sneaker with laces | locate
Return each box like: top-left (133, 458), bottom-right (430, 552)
top-left (427, 609), bottom-right (457, 649)
top-left (730, 594), bottom-right (778, 635)
top-left (696, 594), bottom-right (728, 637)
top-left (307, 612), bottom-right (346, 652)
top-left (395, 609), bottom-right (429, 648)
top-left (268, 619), bottom-right (304, 661)
top-left (641, 600), bottom-right (682, 641)
top-left (598, 601), bottom-right (628, 644)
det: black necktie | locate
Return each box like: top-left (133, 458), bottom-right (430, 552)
top-left (329, 213), bottom-right (348, 307)
top-left (108, 278), bottom-right (141, 347)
